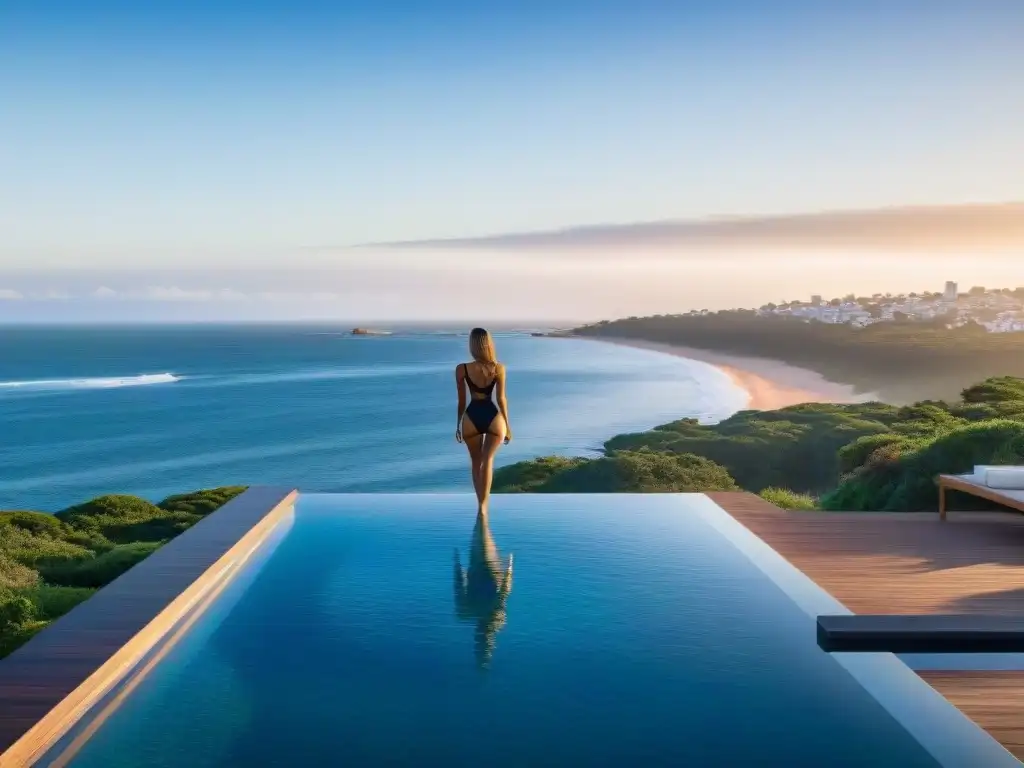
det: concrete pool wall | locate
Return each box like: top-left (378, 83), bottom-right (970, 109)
top-left (0, 486), bottom-right (297, 767)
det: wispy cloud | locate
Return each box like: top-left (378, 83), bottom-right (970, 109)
top-left (363, 202), bottom-right (1024, 254)
top-left (29, 289), bottom-right (71, 300)
top-left (0, 282), bottom-right (355, 304)
top-left (131, 286), bottom-right (247, 302)
top-left (88, 285), bottom-right (246, 301)
top-left (255, 291), bottom-right (343, 303)
top-left (81, 285), bottom-right (347, 303)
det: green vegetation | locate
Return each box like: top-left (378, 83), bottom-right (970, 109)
top-left (758, 488), bottom-right (817, 510)
top-left (494, 376), bottom-right (1024, 515)
top-left (0, 487), bottom-right (246, 659)
top-left (495, 451), bottom-right (739, 493)
top-left (573, 313), bottom-right (1024, 402)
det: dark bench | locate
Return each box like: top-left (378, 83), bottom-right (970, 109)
top-left (817, 614), bottom-right (1024, 653)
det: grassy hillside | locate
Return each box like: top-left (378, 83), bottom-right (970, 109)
top-left (0, 487), bottom-right (246, 659)
top-left (494, 376), bottom-right (1024, 512)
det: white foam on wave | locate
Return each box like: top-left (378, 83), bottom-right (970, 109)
top-left (0, 373), bottom-right (181, 391)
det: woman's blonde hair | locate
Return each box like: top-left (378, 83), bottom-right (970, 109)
top-left (469, 327), bottom-right (498, 375)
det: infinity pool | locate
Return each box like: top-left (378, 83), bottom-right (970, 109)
top-left (45, 494), bottom-right (1014, 767)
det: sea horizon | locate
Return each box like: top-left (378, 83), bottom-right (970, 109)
top-left (0, 325), bottom-right (749, 511)
top-left (0, 319), bottom-right (588, 330)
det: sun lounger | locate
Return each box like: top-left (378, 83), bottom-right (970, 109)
top-left (937, 470), bottom-right (1024, 520)
top-left (817, 614), bottom-right (1024, 652)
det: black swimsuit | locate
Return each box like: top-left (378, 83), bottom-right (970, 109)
top-left (463, 363), bottom-right (500, 435)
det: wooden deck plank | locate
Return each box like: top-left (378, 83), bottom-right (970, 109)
top-left (705, 492), bottom-right (1024, 615)
top-left (707, 491), bottom-right (1024, 761)
top-left (917, 671), bottom-right (1024, 760)
top-left (0, 486), bottom-right (297, 767)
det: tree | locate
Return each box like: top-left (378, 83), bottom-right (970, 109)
top-left (0, 594), bottom-right (35, 630)
top-left (829, 298), bottom-right (841, 307)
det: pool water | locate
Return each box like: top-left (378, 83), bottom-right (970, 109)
top-left (58, 494), bottom-right (955, 766)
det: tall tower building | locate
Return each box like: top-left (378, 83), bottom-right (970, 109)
top-left (944, 281), bottom-right (958, 302)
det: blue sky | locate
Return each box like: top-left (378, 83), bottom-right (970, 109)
top-left (1, 1), bottom-right (1022, 319)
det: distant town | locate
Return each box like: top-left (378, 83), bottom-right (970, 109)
top-left (682, 282), bottom-right (1024, 333)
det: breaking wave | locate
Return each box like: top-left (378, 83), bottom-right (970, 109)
top-left (0, 373), bottom-right (180, 392)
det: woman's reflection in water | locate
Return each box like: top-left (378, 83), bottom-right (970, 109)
top-left (453, 512), bottom-right (514, 669)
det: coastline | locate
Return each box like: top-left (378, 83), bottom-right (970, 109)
top-left (574, 336), bottom-right (877, 410)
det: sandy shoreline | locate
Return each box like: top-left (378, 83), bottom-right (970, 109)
top-left (577, 336), bottom-right (877, 410)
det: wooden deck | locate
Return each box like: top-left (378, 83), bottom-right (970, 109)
top-left (0, 486), bottom-right (297, 767)
top-left (707, 492), bottom-right (1024, 761)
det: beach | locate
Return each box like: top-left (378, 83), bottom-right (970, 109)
top-left (579, 336), bottom-right (875, 410)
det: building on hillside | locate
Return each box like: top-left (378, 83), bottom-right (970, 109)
top-left (943, 281), bottom-right (958, 302)
top-left (984, 311), bottom-right (1024, 333)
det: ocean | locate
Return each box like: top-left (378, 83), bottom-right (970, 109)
top-left (0, 326), bottom-right (748, 511)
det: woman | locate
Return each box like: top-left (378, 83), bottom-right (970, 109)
top-left (455, 328), bottom-right (511, 514)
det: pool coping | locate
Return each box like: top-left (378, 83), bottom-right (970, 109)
top-left (694, 493), bottom-right (1022, 768)
top-left (0, 485), bottom-right (297, 767)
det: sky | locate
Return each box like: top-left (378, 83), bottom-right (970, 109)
top-left (2, 1), bottom-right (1023, 320)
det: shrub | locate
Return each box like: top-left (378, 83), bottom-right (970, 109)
top-left (0, 554), bottom-right (40, 591)
top-left (0, 511), bottom-right (67, 538)
top-left (158, 486), bottom-right (247, 516)
top-left (960, 377), bottom-right (1024, 405)
top-left (0, 487), bottom-right (243, 661)
top-left (0, 594), bottom-right (36, 628)
top-left (493, 457), bottom-right (589, 492)
top-left (0, 524), bottom-right (94, 568)
top-left (111, 514), bottom-right (199, 544)
top-left (604, 403), bottom-right (898, 494)
top-left (823, 419), bottom-right (1024, 511)
top-left (500, 376), bottom-right (1024, 509)
top-left (759, 487), bottom-right (817, 510)
top-left (25, 585), bottom-right (97, 620)
top-left (63, 530), bottom-right (116, 554)
top-left (837, 433), bottom-right (924, 475)
top-left (54, 490), bottom-right (247, 545)
top-left (519, 451), bottom-right (739, 493)
top-left (57, 494), bottom-right (164, 525)
top-left (38, 541), bottom-right (163, 589)
top-left (57, 495), bottom-right (174, 544)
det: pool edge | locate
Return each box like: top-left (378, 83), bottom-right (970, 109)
top-left (693, 493), bottom-right (1022, 768)
top-left (0, 486), bottom-right (297, 768)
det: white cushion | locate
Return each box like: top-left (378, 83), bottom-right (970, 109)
top-left (984, 467), bottom-right (1024, 490)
